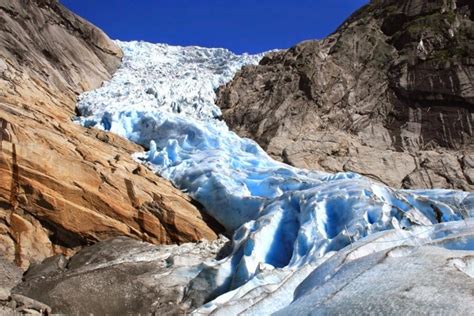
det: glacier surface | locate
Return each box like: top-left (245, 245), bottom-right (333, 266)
top-left (76, 40), bottom-right (474, 314)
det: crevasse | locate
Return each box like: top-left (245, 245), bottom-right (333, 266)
top-left (76, 41), bottom-right (474, 313)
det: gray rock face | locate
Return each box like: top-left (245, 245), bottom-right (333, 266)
top-left (217, 0), bottom-right (474, 190)
top-left (12, 236), bottom-right (230, 315)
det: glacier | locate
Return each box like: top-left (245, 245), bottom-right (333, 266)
top-left (75, 40), bottom-right (474, 314)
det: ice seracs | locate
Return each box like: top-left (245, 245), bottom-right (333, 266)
top-left (77, 41), bottom-right (264, 127)
top-left (76, 40), bottom-right (474, 314)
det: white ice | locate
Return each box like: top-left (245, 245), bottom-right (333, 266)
top-left (76, 41), bottom-right (474, 314)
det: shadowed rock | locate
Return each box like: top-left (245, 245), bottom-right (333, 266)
top-left (13, 236), bottom-right (229, 315)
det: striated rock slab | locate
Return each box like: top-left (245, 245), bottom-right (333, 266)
top-left (217, 0), bottom-right (474, 190)
top-left (0, 0), bottom-right (220, 270)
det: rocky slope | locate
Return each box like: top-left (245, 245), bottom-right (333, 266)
top-left (217, 0), bottom-right (474, 190)
top-left (0, 0), bottom-right (220, 271)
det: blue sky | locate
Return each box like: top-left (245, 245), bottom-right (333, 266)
top-left (60, 0), bottom-right (368, 54)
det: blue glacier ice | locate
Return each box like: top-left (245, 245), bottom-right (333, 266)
top-left (76, 40), bottom-right (474, 314)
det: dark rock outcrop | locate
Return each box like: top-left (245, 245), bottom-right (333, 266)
top-left (12, 236), bottom-right (229, 315)
top-left (217, 0), bottom-right (473, 190)
top-left (0, 0), bottom-right (220, 270)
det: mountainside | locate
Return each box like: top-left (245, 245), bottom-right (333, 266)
top-left (217, 0), bottom-right (474, 190)
top-left (0, 0), bottom-right (219, 271)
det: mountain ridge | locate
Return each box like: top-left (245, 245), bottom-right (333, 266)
top-left (217, 0), bottom-right (473, 190)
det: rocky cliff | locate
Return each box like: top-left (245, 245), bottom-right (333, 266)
top-left (217, 0), bottom-right (474, 190)
top-left (0, 0), bottom-right (220, 271)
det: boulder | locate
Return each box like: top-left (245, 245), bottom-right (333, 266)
top-left (13, 236), bottom-right (229, 315)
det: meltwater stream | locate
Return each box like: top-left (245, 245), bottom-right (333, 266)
top-left (76, 41), bottom-right (474, 314)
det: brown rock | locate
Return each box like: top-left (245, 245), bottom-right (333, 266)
top-left (0, 0), bottom-right (220, 270)
top-left (217, 0), bottom-right (473, 190)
